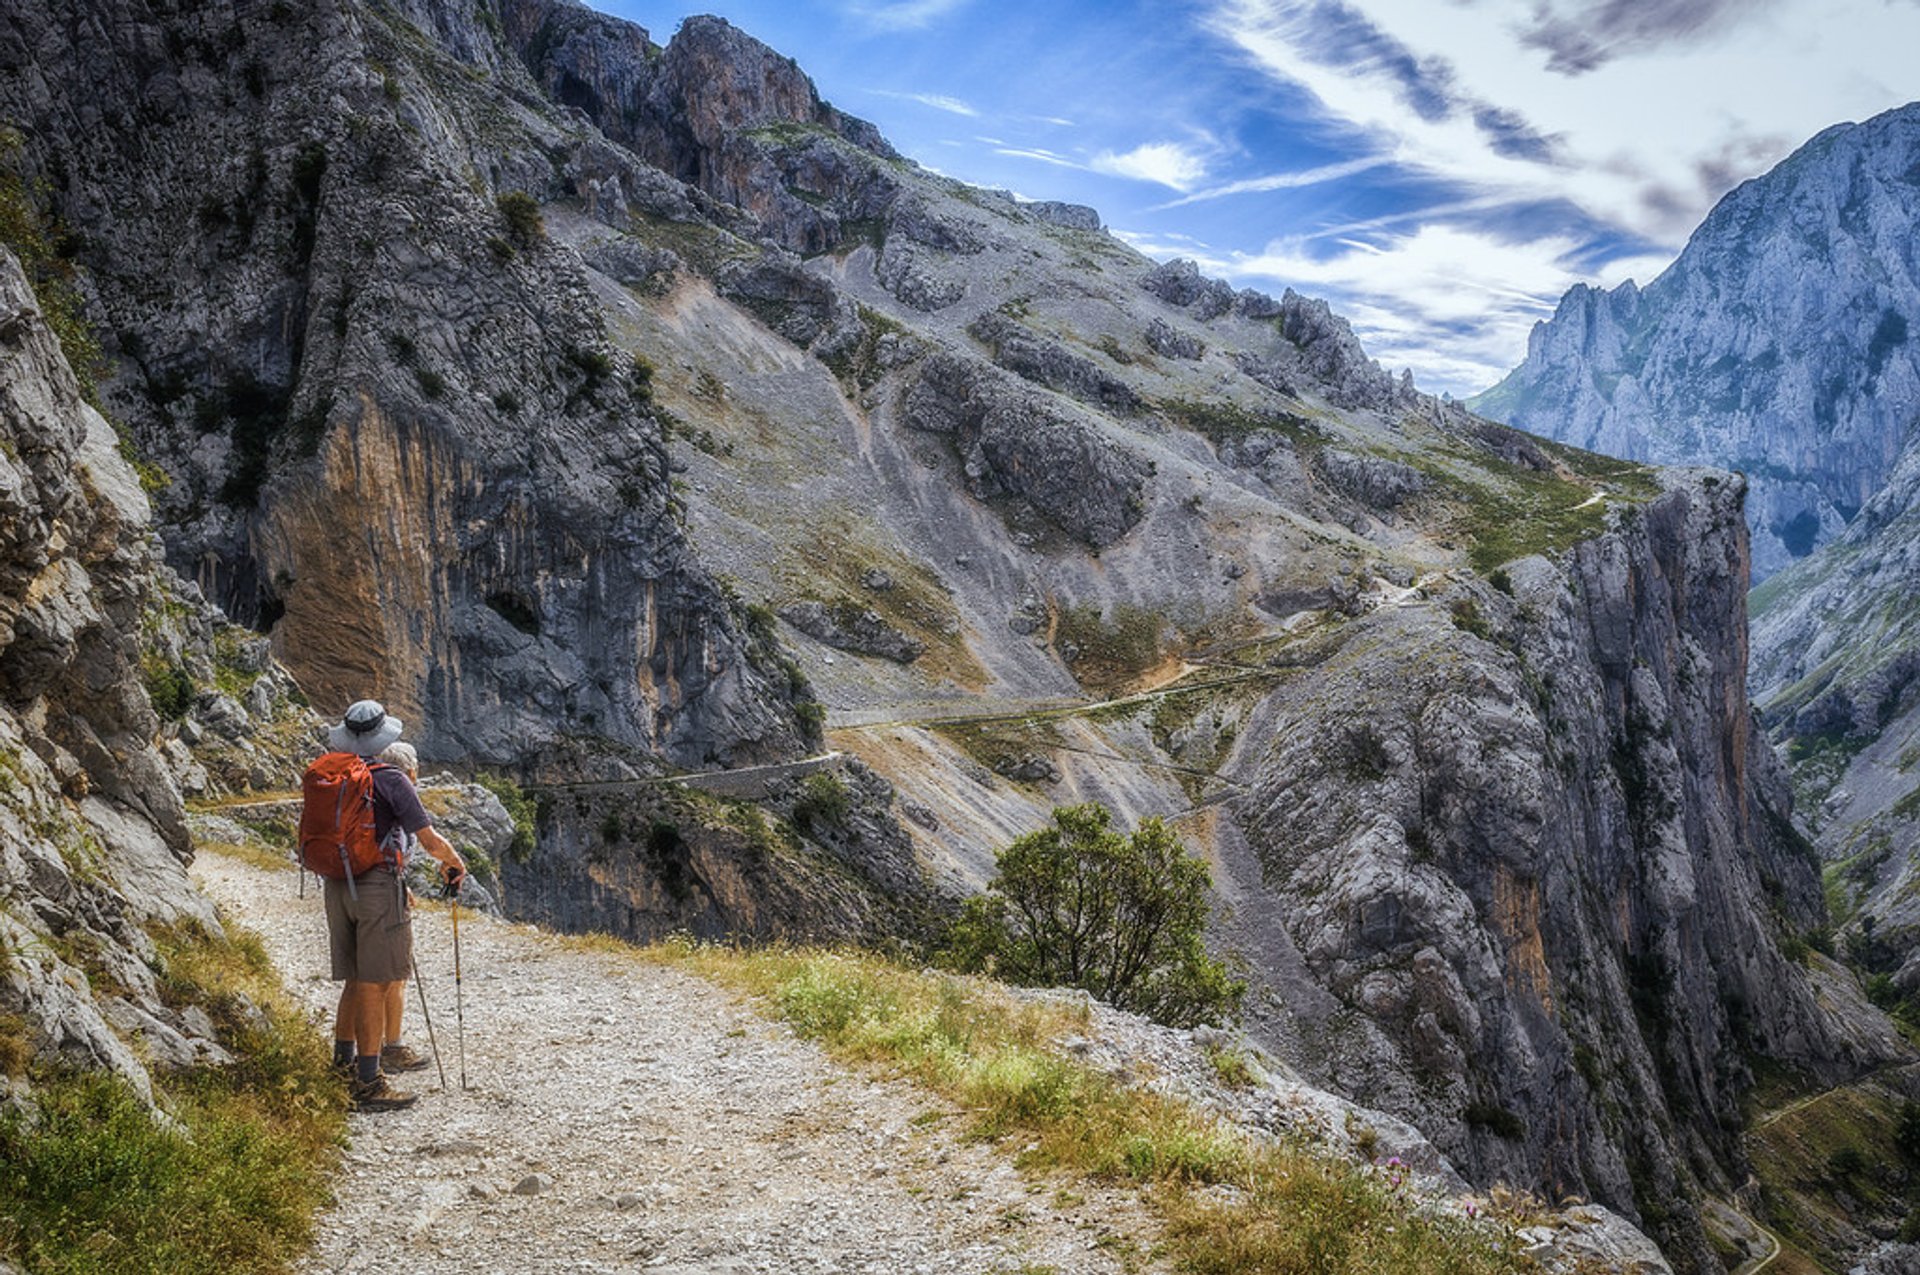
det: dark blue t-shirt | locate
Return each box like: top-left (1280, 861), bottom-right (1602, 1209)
top-left (370, 765), bottom-right (432, 851)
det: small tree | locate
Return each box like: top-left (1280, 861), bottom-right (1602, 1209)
top-left (945, 803), bottom-right (1244, 1028)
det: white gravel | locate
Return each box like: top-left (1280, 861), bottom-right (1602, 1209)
top-left (192, 851), bottom-right (1165, 1275)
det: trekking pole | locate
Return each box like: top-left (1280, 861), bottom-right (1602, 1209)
top-left (449, 880), bottom-right (468, 1091)
top-left (409, 952), bottom-right (450, 1092)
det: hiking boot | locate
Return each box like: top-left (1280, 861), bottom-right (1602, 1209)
top-left (381, 1042), bottom-right (430, 1073)
top-left (351, 1073), bottom-right (419, 1112)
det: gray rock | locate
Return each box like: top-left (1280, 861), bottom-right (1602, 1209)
top-left (966, 313), bottom-right (1141, 413)
top-left (1144, 317), bottom-right (1204, 361)
top-left (511, 1172), bottom-right (553, 1196)
top-left (1023, 200), bottom-right (1101, 231)
top-left (778, 600), bottom-right (924, 664)
top-left (900, 353), bottom-right (1150, 549)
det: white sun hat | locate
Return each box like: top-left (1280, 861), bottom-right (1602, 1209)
top-left (327, 699), bottom-right (404, 756)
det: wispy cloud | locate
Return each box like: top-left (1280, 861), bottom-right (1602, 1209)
top-left (874, 88), bottom-right (979, 116)
top-left (1515, 0), bottom-right (1780, 75)
top-left (1157, 154), bottom-right (1393, 207)
top-left (993, 145), bottom-right (1086, 171)
top-left (1223, 224), bottom-right (1673, 390)
top-left (1089, 141), bottom-right (1212, 191)
top-left (841, 0), bottom-right (970, 31)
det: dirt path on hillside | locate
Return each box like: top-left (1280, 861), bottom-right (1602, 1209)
top-left (192, 851), bottom-right (1163, 1275)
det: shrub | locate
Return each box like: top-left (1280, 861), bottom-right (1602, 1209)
top-left (0, 918), bottom-right (344, 1274)
top-left (141, 654), bottom-right (195, 722)
top-left (791, 772), bottom-right (850, 834)
top-left (475, 772), bottom-right (537, 863)
top-left (1827, 1145), bottom-right (1868, 1181)
top-left (1896, 1100), bottom-right (1920, 1162)
top-left (944, 804), bottom-right (1244, 1028)
top-left (495, 190), bottom-right (543, 246)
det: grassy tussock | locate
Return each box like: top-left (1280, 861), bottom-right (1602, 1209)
top-left (0, 917), bottom-right (345, 1274)
top-left (647, 942), bottom-right (1535, 1274)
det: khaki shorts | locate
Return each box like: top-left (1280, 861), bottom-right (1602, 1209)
top-left (324, 872), bottom-right (412, 984)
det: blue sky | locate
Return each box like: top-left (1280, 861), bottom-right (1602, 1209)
top-left (594, 0), bottom-right (1920, 396)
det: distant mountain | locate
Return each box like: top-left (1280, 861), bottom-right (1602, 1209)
top-left (1472, 103), bottom-right (1920, 580)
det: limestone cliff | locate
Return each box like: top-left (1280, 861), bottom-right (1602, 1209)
top-left (0, 246), bottom-right (230, 1103)
top-left (0, 0), bottom-right (815, 768)
top-left (1750, 441), bottom-right (1920, 993)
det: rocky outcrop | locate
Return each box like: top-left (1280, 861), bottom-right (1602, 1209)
top-left (0, 246), bottom-right (229, 1103)
top-left (504, 5), bottom-right (898, 255)
top-left (503, 761), bottom-right (930, 944)
top-left (965, 312), bottom-right (1141, 413)
top-left (899, 352), bottom-right (1151, 549)
top-left (1234, 470), bottom-right (1902, 1272)
top-left (778, 599), bottom-right (924, 665)
top-left (1472, 104), bottom-right (1920, 578)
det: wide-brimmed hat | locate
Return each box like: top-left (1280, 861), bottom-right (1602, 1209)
top-left (327, 699), bottom-right (404, 756)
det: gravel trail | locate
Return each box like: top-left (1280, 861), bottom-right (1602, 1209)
top-left (192, 851), bottom-right (1163, 1275)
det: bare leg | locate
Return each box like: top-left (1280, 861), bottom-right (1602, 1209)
top-left (385, 980), bottom-right (406, 1046)
top-left (335, 982), bottom-right (356, 1048)
top-left (353, 980), bottom-right (396, 1061)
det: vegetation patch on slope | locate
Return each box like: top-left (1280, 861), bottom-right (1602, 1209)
top-left (0, 917), bottom-right (346, 1274)
top-left (1745, 1078), bottom-right (1920, 1270)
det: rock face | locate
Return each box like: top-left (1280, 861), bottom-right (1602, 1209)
top-left (1234, 471), bottom-right (1900, 1271)
top-left (0, 246), bottom-right (230, 1104)
top-left (778, 600), bottom-right (924, 665)
top-left (899, 353), bottom-right (1150, 549)
top-left (1749, 440), bottom-right (1920, 979)
top-left (1472, 103), bottom-right (1920, 579)
top-left (0, 0), bottom-right (815, 769)
top-left (503, 761), bottom-right (928, 945)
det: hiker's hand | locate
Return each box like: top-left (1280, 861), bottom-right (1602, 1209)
top-left (444, 860), bottom-right (467, 896)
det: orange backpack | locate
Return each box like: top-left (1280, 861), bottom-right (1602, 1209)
top-left (299, 753), bottom-right (400, 892)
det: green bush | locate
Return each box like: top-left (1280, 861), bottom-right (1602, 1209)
top-left (475, 772), bottom-right (537, 863)
top-left (1827, 1145), bottom-right (1868, 1181)
top-left (495, 191), bottom-right (543, 246)
top-left (944, 804), bottom-right (1244, 1028)
top-left (1896, 1100), bottom-right (1920, 1162)
top-left (790, 772), bottom-right (850, 833)
top-left (141, 654), bottom-right (195, 722)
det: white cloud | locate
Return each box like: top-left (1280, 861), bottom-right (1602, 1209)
top-left (994, 145), bottom-right (1086, 171)
top-left (1088, 141), bottom-right (1212, 191)
top-left (874, 89), bottom-right (980, 116)
top-left (1203, 0), bottom-right (1920, 244)
top-left (844, 0), bottom-right (970, 30)
top-left (1158, 154), bottom-right (1394, 207)
top-left (1167, 223), bottom-right (1674, 394)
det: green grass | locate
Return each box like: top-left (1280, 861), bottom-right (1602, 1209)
top-left (1158, 397), bottom-right (1319, 451)
top-left (1055, 602), bottom-right (1167, 695)
top-left (645, 943), bottom-right (1539, 1275)
top-left (0, 917), bottom-right (346, 1274)
top-left (1371, 435), bottom-right (1662, 575)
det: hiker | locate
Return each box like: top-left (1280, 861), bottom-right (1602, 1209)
top-left (323, 739), bottom-right (432, 1078)
top-left (307, 700), bottom-right (466, 1111)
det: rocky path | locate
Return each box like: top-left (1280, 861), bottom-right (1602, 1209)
top-left (192, 850), bottom-right (1163, 1275)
